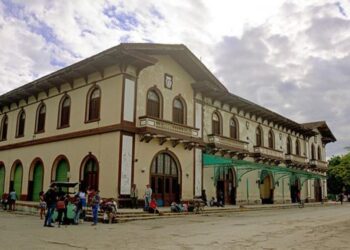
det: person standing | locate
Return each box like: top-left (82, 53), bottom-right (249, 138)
top-left (8, 189), bottom-right (17, 211)
top-left (73, 195), bottom-right (82, 225)
top-left (339, 193), bottom-right (344, 205)
top-left (130, 184), bottom-right (138, 209)
top-left (56, 197), bottom-right (66, 227)
top-left (144, 184), bottom-right (152, 210)
top-left (91, 190), bottom-right (101, 226)
top-left (39, 191), bottom-right (46, 220)
top-left (44, 185), bottom-right (57, 227)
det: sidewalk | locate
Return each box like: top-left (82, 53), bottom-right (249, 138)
top-left (6, 200), bottom-right (340, 216)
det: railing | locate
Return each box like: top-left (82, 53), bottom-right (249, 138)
top-left (309, 159), bottom-right (328, 170)
top-left (139, 116), bottom-right (199, 138)
top-left (207, 134), bottom-right (248, 151)
top-left (253, 146), bottom-right (284, 159)
top-left (285, 154), bottom-right (308, 164)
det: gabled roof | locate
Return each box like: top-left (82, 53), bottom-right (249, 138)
top-left (0, 43), bottom-right (335, 140)
top-left (302, 121), bottom-right (336, 144)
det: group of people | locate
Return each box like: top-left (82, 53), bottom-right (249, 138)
top-left (1, 189), bottom-right (18, 211)
top-left (42, 185), bottom-right (101, 227)
top-left (131, 183), bottom-right (163, 214)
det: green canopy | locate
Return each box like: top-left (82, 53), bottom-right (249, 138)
top-left (203, 153), bottom-right (325, 187)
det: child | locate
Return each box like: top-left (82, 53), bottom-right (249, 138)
top-left (39, 191), bottom-right (46, 220)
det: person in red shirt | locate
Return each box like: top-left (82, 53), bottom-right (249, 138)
top-left (148, 198), bottom-right (159, 214)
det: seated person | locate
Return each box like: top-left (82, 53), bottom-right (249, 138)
top-left (209, 197), bottom-right (217, 207)
top-left (201, 190), bottom-right (208, 206)
top-left (1, 193), bottom-right (8, 210)
top-left (170, 202), bottom-right (183, 213)
top-left (149, 198), bottom-right (159, 214)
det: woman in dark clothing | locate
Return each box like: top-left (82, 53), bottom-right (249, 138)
top-left (56, 197), bottom-right (66, 227)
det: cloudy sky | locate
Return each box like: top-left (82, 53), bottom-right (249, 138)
top-left (0, 0), bottom-right (349, 157)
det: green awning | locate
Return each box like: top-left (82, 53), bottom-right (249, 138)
top-left (203, 153), bottom-right (326, 186)
top-left (203, 153), bottom-right (233, 166)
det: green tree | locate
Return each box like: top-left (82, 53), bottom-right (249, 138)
top-left (327, 153), bottom-right (350, 195)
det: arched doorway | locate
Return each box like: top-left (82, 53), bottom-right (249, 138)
top-left (0, 163), bottom-right (5, 197)
top-left (216, 168), bottom-right (236, 205)
top-left (80, 155), bottom-right (99, 191)
top-left (28, 160), bottom-right (44, 201)
top-left (54, 158), bottom-right (69, 182)
top-left (314, 179), bottom-right (322, 202)
top-left (290, 175), bottom-right (301, 203)
top-left (260, 170), bottom-right (274, 204)
top-left (150, 152), bottom-right (181, 206)
top-left (10, 161), bottom-right (23, 198)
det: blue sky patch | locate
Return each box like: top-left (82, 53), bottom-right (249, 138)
top-left (2, 0), bottom-right (25, 19)
top-left (103, 4), bottom-right (138, 31)
top-left (50, 57), bottom-right (66, 68)
top-left (336, 2), bottom-right (347, 17)
top-left (2, 0), bottom-right (60, 45)
top-left (150, 6), bottom-right (164, 20)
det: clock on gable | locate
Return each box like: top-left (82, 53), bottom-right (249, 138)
top-left (164, 73), bottom-right (173, 89)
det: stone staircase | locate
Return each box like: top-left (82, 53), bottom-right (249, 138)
top-left (85, 202), bottom-right (339, 223)
top-left (5, 201), bottom-right (340, 224)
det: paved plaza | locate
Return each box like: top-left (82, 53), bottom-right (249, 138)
top-left (1, 204), bottom-right (350, 249)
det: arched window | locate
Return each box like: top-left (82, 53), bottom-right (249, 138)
top-left (268, 130), bottom-right (274, 149)
top-left (0, 115), bottom-right (8, 141)
top-left (287, 136), bottom-right (292, 154)
top-left (16, 110), bottom-right (26, 137)
top-left (230, 118), bottom-right (238, 139)
top-left (147, 90), bottom-right (161, 118)
top-left (173, 98), bottom-right (185, 124)
top-left (212, 112), bottom-right (221, 135)
top-left (295, 139), bottom-right (300, 156)
top-left (311, 144), bottom-right (316, 160)
top-left (317, 146), bottom-right (322, 160)
top-left (256, 126), bottom-right (263, 147)
top-left (35, 103), bottom-right (46, 133)
top-left (87, 87), bottom-right (101, 121)
top-left (58, 95), bottom-right (71, 128)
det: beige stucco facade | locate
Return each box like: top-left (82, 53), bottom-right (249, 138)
top-left (0, 43), bottom-right (335, 205)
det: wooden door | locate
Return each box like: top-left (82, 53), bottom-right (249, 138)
top-left (14, 164), bottom-right (23, 197)
top-left (32, 164), bottom-right (43, 201)
top-left (0, 166), bottom-right (4, 197)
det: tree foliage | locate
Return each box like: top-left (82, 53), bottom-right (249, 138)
top-left (327, 153), bottom-right (350, 194)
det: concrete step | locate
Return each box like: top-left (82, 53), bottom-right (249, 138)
top-left (7, 202), bottom-right (341, 224)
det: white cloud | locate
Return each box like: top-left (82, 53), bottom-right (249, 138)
top-left (0, 0), bottom-right (349, 156)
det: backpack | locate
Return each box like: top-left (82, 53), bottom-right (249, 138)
top-left (56, 200), bottom-right (65, 210)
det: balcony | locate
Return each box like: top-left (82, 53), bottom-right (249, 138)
top-left (285, 154), bottom-right (308, 167)
top-left (252, 146), bottom-right (284, 163)
top-left (309, 159), bottom-right (328, 172)
top-left (138, 116), bottom-right (200, 149)
top-left (207, 134), bottom-right (249, 156)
